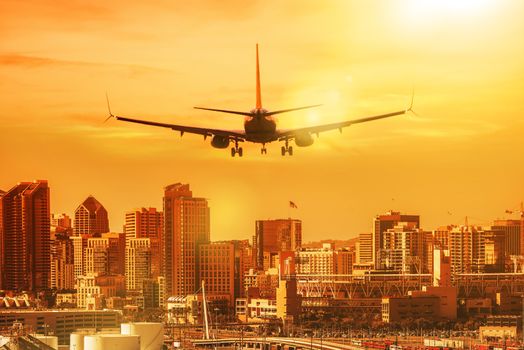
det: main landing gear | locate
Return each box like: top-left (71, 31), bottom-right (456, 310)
top-left (260, 144), bottom-right (267, 155)
top-left (231, 140), bottom-right (243, 157)
top-left (281, 140), bottom-right (293, 156)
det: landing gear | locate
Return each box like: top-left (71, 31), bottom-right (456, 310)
top-left (231, 140), bottom-right (243, 157)
top-left (261, 144), bottom-right (267, 155)
top-left (281, 140), bottom-right (293, 156)
top-left (231, 147), bottom-right (243, 157)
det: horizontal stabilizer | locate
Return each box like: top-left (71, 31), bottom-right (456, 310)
top-left (266, 104), bottom-right (321, 116)
top-left (194, 107), bottom-right (252, 117)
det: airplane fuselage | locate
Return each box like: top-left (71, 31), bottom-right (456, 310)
top-left (244, 108), bottom-right (278, 143)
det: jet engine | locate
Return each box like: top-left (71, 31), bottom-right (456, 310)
top-left (294, 133), bottom-right (314, 147)
top-left (211, 135), bottom-right (230, 149)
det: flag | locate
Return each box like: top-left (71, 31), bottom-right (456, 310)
top-left (289, 201), bottom-right (298, 209)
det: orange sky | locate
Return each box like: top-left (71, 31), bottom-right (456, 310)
top-left (1, 0), bottom-right (523, 241)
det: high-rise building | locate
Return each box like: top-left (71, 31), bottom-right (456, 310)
top-left (51, 213), bottom-right (72, 235)
top-left (449, 226), bottom-right (505, 277)
top-left (433, 247), bottom-right (451, 287)
top-left (85, 238), bottom-right (109, 276)
top-left (50, 233), bottom-right (75, 290)
top-left (124, 207), bottom-right (163, 241)
top-left (356, 232), bottom-right (373, 264)
top-left (126, 238), bottom-right (152, 291)
top-left (124, 207), bottom-right (163, 278)
top-left (84, 233), bottom-right (125, 276)
top-left (335, 248), bottom-right (354, 275)
top-left (297, 244), bottom-right (336, 275)
top-left (492, 219), bottom-right (521, 257)
top-left (382, 222), bottom-right (429, 273)
top-left (231, 239), bottom-right (253, 299)
top-left (0, 180), bottom-right (50, 291)
top-left (253, 219), bottom-right (302, 270)
top-left (433, 225), bottom-right (454, 250)
top-left (71, 234), bottom-right (91, 280)
top-left (73, 196), bottom-right (109, 236)
top-left (0, 189), bottom-right (5, 289)
top-left (163, 183), bottom-right (210, 296)
top-left (199, 241), bottom-right (235, 305)
top-left (373, 211), bottom-right (420, 269)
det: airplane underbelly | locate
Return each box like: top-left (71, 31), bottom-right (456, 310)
top-left (244, 119), bottom-right (277, 143)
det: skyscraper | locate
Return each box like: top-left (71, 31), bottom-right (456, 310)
top-left (356, 232), bottom-right (373, 264)
top-left (163, 183), bottom-right (210, 296)
top-left (0, 180), bottom-right (50, 291)
top-left (492, 219), bottom-right (521, 257)
top-left (71, 234), bottom-right (91, 280)
top-left (253, 219), bottom-right (302, 270)
top-left (449, 225), bottom-right (505, 277)
top-left (124, 207), bottom-right (163, 278)
top-left (125, 238), bottom-right (152, 291)
top-left (199, 241), bottom-right (235, 305)
top-left (73, 196), bottom-right (109, 236)
top-left (373, 211), bottom-right (420, 269)
top-left (84, 233), bottom-right (125, 276)
top-left (50, 233), bottom-right (75, 290)
top-left (0, 189), bottom-right (5, 289)
top-left (382, 222), bottom-right (429, 273)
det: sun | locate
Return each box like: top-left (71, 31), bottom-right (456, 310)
top-left (402, 0), bottom-right (494, 21)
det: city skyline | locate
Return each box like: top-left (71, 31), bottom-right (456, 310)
top-left (1, 178), bottom-right (521, 243)
top-left (1, 1), bottom-right (523, 241)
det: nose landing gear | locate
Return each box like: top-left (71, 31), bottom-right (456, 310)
top-left (261, 144), bottom-right (267, 155)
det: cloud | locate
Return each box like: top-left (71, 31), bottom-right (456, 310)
top-left (0, 54), bottom-right (173, 75)
top-left (393, 117), bottom-right (503, 138)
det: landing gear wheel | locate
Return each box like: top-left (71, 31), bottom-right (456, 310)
top-left (238, 147), bottom-right (243, 157)
top-left (231, 147), bottom-right (236, 157)
top-left (281, 146), bottom-right (286, 156)
top-left (288, 146), bottom-right (293, 156)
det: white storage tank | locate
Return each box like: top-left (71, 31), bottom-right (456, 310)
top-left (120, 323), bottom-right (164, 350)
top-left (35, 335), bottom-right (59, 350)
top-left (70, 331), bottom-right (95, 350)
top-left (84, 334), bottom-right (140, 350)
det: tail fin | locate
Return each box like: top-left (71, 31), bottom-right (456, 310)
top-left (256, 43), bottom-right (262, 109)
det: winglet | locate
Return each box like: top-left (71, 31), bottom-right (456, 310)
top-left (406, 88), bottom-right (415, 112)
top-left (406, 88), bottom-right (420, 117)
top-left (256, 43), bottom-right (262, 109)
top-left (104, 92), bottom-right (114, 123)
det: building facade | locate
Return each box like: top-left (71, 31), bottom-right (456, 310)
top-left (73, 196), bottom-right (109, 236)
top-left (164, 183), bottom-right (210, 296)
top-left (0, 180), bottom-right (50, 291)
top-left (373, 211), bottom-right (420, 269)
top-left (253, 219), bottom-right (302, 270)
top-left (199, 242), bottom-right (235, 305)
top-left (125, 238), bottom-right (152, 291)
top-left (124, 207), bottom-right (163, 278)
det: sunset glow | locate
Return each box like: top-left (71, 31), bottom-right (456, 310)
top-left (1, 0), bottom-right (523, 241)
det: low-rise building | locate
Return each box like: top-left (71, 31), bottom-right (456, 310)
top-left (382, 295), bottom-right (440, 323)
top-left (246, 298), bottom-right (277, 320)
top-left (0, 310), bottom-right (121, 345)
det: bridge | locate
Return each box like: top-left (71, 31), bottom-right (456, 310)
top-left (194, 337), bottom-right (363, 350)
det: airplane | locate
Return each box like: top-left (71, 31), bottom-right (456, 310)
top-left (106, 44), bottom-right (413, 157)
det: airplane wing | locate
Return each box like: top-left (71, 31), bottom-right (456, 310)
top-left (113, 115), bottom-right (246, 140)
top-left (276, 109), bottom-right (408, 140)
